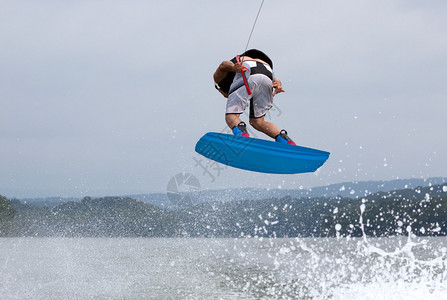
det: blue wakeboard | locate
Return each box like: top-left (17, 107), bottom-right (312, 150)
top-left (195, 132), bottom-right (330, 174)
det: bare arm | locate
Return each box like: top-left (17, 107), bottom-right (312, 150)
top-left (272, 77), bottom-right (285, 96)
top-left (213, 60), bottom-right (248, 83)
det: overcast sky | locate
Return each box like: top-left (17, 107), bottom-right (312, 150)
top-left (1, 0), bottom-right (446, 198)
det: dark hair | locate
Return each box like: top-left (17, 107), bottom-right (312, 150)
top-left (240, 49), bottom-right (273, 69)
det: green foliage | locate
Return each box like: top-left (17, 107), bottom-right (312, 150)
top-left (10, 196), bottom-right (181, 237)
top-left (177, 196), bottom-right (331, 238)
top-left (0, 194), bottom-right (16, 236)
top-left (320, 185), bottom-right (447, 237)
top-left (5, 185), bottom-right (447, 238)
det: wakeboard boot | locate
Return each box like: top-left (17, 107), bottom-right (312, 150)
top-left (275, 129), bottom-right (296, 145)
top-left (232, 121), bottom-right (250, 137)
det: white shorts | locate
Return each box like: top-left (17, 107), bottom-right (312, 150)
top-left (226, 74), bottom-right (273, 118)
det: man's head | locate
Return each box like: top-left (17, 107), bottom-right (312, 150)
top-left (241, 49), bottom-right (273, 69)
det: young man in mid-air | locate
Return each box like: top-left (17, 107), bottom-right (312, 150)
top-left (213, 49), bottom-right (296, 145)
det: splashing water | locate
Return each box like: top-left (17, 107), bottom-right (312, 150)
top-left (0, 204), bottom-right (445, 299)
top-left (209, 204), bottom-right (447, 300)
top-left (0, 235), bottom-right (445, 299)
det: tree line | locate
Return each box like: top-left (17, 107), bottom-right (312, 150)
top-left (1, 185), bottom-right (446, 238)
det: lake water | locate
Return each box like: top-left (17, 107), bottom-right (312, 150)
top-left (0, 236), bottom-right (446, 299)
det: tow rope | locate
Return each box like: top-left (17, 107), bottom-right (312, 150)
top-left (238, 0), bottom-right (265, 96)
top-left (243, 0), bottom-right (265, 54)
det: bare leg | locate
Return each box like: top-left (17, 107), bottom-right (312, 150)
top-left (249, 116), bottom-right (281, 139)
top-left (225, 113), bottom-right (242, 129)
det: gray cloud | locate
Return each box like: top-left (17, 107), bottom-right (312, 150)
top-left (1, 0), bottom-right (446, 197)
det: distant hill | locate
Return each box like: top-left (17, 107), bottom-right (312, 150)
top-left (7, 197), bottom-right (180, 237)
top-left (175, 184), bottom-right (447, 238)
top-left (18, 197), bottom-right (80, 207)
top-left (131, 177), bottom-right (447, 209)
top-left (14, 177), bottom-right (447, 209)
top-left (2, 182), bottom-right (446, 238)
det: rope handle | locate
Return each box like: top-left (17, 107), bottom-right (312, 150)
top-left (236, 55), bottom-right (252, 95)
